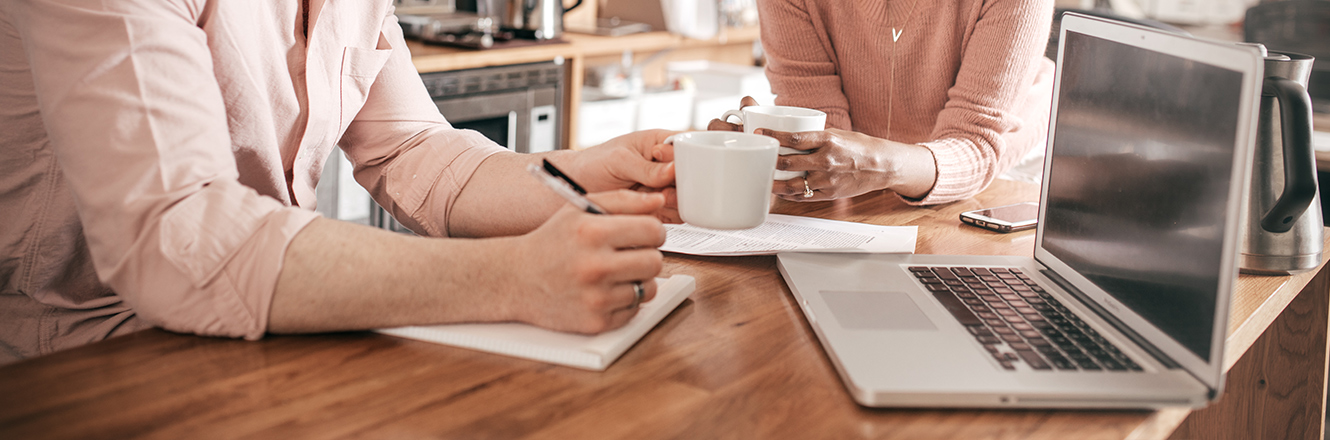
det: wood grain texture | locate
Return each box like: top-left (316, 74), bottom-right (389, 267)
top-left (0, 180), bottom-right (1326, 440)
top-left (1169, 268), bottom-right (1330, 440)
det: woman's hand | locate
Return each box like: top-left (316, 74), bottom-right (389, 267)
top-left (761, 128), bottom-right (938, 201)
top-left (706, 96), bottom-right (762, 132)
top-left (509, 190), bottom-right (666, 334)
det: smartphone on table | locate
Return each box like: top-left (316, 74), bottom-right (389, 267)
top-left (959, 202), bottom-right (1039, 233)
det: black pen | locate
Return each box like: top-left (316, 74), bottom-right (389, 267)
top-left (528, 159), bottom-right (607, 215)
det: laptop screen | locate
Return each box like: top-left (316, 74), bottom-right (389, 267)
top-left (1040, 31), bottom-right (1246, 360)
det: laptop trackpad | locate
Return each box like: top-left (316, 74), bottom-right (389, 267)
top-left (821, 291), bottom-right (937, 330)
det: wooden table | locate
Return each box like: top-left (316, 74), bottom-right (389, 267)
top-left (1, 179), bottom-right (1327, 439)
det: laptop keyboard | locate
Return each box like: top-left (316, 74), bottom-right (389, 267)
top-left (909, 266), bottom-right (1143, 373)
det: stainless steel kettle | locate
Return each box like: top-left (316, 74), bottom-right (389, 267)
top-left (504, 0), bottom-right (582, 40)
top-left (1241, 49), bottom-right (1323, 275)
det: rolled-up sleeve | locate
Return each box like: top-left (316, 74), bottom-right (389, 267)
top-left (338, 12), bottom-right (507, 238)
top-left (10, 0), bottom-right (318, 339)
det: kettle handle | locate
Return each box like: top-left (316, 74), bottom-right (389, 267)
top-left (1259, 77), bottom-right (1318, 233)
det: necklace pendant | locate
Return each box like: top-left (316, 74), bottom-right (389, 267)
top-left (892, 28), bottom-right (902, 42)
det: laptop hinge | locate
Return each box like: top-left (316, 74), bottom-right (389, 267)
top-left (1038, 269), bottom-right (1182, 370)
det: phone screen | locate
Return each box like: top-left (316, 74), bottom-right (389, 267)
top-left (973, 202), bottom-right (1039, 223)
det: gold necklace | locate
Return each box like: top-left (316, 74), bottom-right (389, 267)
top-left (886, 0), bottom-right (920, 139)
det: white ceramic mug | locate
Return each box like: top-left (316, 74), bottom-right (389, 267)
top-left (670, 131), bottom-right (780, 230)
top-left (720, 105), bottom-right (827, 180)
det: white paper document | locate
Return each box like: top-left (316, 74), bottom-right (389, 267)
top-left (661, 214), bottom-right (917, 256)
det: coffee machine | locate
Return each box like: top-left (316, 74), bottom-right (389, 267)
top-left (396, 0), bottom-right (506, 49)
top-left (457, 0), bottom-right (583, 40)
top-left (1240, 47), bottom-right (1324, 275)
top-left (401, 0), bottom-right (577, 48)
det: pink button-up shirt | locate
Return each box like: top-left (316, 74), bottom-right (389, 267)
top-left (0, 0), bottom-right (505, 363)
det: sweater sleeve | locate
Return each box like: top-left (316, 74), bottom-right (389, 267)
top-left (759, 0), bottom-right (852, 130)
top-left (910, 0), bottom-right (1053, 205)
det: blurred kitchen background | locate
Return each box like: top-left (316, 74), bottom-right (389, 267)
top-left (318, 0), bottom-right (1329, 233)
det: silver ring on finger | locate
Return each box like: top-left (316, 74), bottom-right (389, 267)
top-left (803, 179), bottom-right (815, 199)
top-left (628, 281), bottom-right (645, 310)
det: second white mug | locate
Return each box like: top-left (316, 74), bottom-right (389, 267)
top-left (720, 105), bottom-right (827, 181)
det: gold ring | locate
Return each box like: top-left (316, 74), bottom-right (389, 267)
top-left (803, 179), bottom-right (815, 198)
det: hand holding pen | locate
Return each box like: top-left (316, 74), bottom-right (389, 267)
top-left (528, 158), bottom-right (608, 215)
top-left (510, 159), bottom-right (665, 334)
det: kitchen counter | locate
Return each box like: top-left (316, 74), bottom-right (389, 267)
top-left (405, 27), bottom-right (761, 148)
top-left (407, 26), bottom-right (760, 73)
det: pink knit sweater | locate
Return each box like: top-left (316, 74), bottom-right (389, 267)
top-left (760, 0), bottom-right (1055, 204)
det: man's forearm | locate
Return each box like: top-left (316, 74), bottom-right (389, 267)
top-left (444, 129), bottom-right (677, 238)
top-left (270, 189), bottom-right (671, 335)
top-left (269, 130), bottom-right (677, 334)
top-left (445, 150), bottom-right (574, 238)
top-left (268, 218), bottom-right (522, 333)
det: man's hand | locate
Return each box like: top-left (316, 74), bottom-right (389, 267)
top-left (507, 190), bottom-right (667, 333)
top-left (561, 129), bottom-right (681, 223)
top-left (270, 190), bottom-right (668, 335)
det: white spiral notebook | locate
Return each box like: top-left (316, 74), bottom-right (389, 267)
top-left (377, 275), bottom-right (696, 371)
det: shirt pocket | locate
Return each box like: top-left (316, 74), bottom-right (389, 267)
top-left (338, 33), bottom-right (393, 137)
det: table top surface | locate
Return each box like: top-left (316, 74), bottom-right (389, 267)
top-left (1, 179), bottom-right (1325, 440)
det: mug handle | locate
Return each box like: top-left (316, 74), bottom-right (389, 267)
top-left (721, 109), bottom-right (746, 127)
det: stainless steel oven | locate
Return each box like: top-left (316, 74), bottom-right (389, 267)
top-left (423, 60), bottom-right (564, 153)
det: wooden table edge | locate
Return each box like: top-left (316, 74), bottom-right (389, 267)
top-left (1225, 234), bottom-right (1330, 371)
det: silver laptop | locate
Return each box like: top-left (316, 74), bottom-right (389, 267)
top-left (777, 13), bottom-right (1265, 409)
